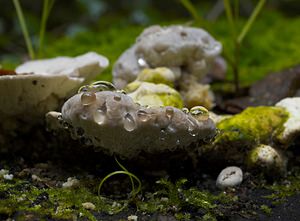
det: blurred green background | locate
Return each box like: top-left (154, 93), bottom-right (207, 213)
top-left (0, 0), bottom-right (299, 84)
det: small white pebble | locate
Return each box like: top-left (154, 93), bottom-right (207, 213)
top-left (216, 166), bottom-right (243, 189)
top-left (32, 174), bottom-right (42, 182)
top-left (128, 215), bottom-right (138, 221)
top-left (82, 202), bottom-right (96, 210)
top-left (62, 177), bottom-right (79, 188)
top-left (3, 174), bottom-right (14, 180)
top-left (0, 169), bottom-right (9, 177)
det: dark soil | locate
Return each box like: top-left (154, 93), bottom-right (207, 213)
top-left (1, 135), bottom-right (300, 221)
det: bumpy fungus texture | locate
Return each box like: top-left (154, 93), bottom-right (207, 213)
top-left (113, 25), bottom-right (222, 89)
top-left (47, 82), bottom-right (216, 159)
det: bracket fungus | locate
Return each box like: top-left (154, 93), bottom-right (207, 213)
top-left (46, 81), bottom-right (216, 159)
top-left (0, 52), bottom-right (108, 128)
top-left (113, 25), bottom-right (222, 89)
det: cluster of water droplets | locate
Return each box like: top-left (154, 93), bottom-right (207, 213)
top-left (181, 105), bottom-right (210, 137)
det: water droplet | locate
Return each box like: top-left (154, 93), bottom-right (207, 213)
top-left (159, 129), bottom-right (167, 141)
top-left (78, 85), bottom-right (90, 93)
top-left (165, 107), bottom-right (174, 120)
top-left (84, 138), bottom-right (93, 146)
top-left (91, 81), bottom-right (116, 92)
top-left (62, 122), bottom-right (69, 129)
top-left (76, 128), bottom-right (84, 137)
top-left (190, 106), bottom-right (209, 121)
top-left (93, 110), bottom-right (106, 125)
top-left (123, 113), bottom-right (136, 132)
top-left (182, 107), bottom-right (189, 114)
top-left (116, 89), bottom-right (127, 94)
top-left (138, 58), bottom-right (147, 67)
top-left (176, 139), bottom-right (180, 146)
top-left (80, 113), bottom-right (88, 120)
top-left (188, 118), bottom-right (198, 137)
top-left (137, 109), bottom-right (150, 122)
top-left (113, 95), bottom-right (121, 101)
top-left (81, 92), bottom-right (96, 106)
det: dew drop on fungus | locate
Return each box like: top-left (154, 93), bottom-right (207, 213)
top-left (182, 107), bottom-right (189, 114)
top-left (113, 95), bottom-right (121, 101)
top-left (137, 109), bottom-right (150, 122)
top-left (165, 107), bottom-right (174, 120)
top-left (123, 113), bottom-right (136, 132)
top-left (81, 92), bottom-right (96, 106)
top-left (190, 106), bottom-right (209, 121)
top-left (91, 81), bottom-right (116, 92)
top-left (187, 117), bottom-right (198, 137)
top-left (78, 85), bottom-right (90, 93)
top-left (93, 110), bottom-right (106, 125)
top-left (80, 113), bottom-right (88, 120)
top-left (159, 129), bottom-right (167, 141)
top-left (138, 58), bottom-right (147, 67)
top-left (76, 128), bottom-right (84, 137)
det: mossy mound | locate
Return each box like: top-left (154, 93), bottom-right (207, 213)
top-left (204, 106), bottom-right (289, 163)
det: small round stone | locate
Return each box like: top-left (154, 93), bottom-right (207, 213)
top-left (216, 166), bottom-right (243, 189)
top-left (82, 202), bottom-right (96, 210)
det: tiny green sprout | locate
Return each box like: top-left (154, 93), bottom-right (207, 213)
top-left (98, 156), bottom-right (141, 199)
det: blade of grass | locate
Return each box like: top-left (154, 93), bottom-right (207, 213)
top-left (98, 171), bottom-right (141, 198)
top-left (115, 156), bottom-right (135, 194)
top-left (223, 0), bottom-right (237, 38)
top-left (238, 0), bottom-right (266, 44)
top-left (38, 0), bottom-right (55, 58)
top-left (13, 0), bottom-right (35, 59)
top-left (180, 0), bottom-right (202, 25)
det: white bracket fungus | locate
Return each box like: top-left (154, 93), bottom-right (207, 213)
top-left (0, 52), bottom-right (109, 126)
top-left (113, 25), bottom-right (222, 89)
top-left (47, 81), bottom-right (216, 159)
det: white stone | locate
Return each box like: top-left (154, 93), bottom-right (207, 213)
top-left (216, 166), bottom-right (243, 189)
top-left (0, 169), bottom-right (9, 177)
top-left (247, 144), bottom-right (286, 174)
top-left (127, 215), bottom-right (138, 221)
top-left (276, 97), bottom-right (300, 144)
top-left (113, 25), bottom-right (221, 89)
top-left (3, 174), bottom-right (14, 180)
top-left (62, 177), bottom-right (79, 188)
top-left (82, 202), bottom-right (96, 210)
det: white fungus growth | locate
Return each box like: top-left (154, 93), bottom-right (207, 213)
top-left (47, 82), bottom-right (216, 159)
top-left (113, 25), bottom-right (222, 89)
top-left (0, 52), bottom-right (109, 126)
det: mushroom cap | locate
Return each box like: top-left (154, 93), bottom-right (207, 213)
top-left (0, 52), bottom-right (109, 122)
top-left (58, 90), bottom-right (216, 158)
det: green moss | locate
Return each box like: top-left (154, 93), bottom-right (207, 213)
top-left (214, 106), bottom-right (289, 148)
top-left (136, 68), bottom-right (175, 87)
top-left (264, 171), bottom-right (300, 204)
top-left (127, 82), bottom-right (184, 108)
top-left (260, 205), bottom-right (272, 215)
top-left (137, 178), bottom-right (234, 220)
top-left (0, 178), bottom-right (127, 220)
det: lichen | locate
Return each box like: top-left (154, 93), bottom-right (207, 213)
top-left (214, 106), bottom-right (289, 147)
